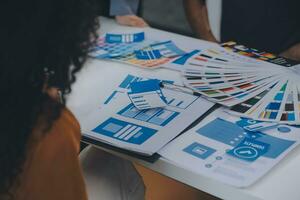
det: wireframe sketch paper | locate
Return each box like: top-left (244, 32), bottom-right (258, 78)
top-left (159, 109), bottom-right (300, 187)
top-left (80, 73), bottom-right (215, 155)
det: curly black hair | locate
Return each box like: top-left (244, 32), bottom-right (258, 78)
top-left (0, 0), bottom-right (99, 198)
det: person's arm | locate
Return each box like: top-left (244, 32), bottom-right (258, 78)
top-left (110, 0), bottom-right (148, 27)
top-left (110, 0), bottom-right (137, 16)
top-left (17, 109), bottom-right (88, 200)
top-left (184, 0), bottom-right (217, 42)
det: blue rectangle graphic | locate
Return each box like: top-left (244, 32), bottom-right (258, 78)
top-left (197, 118), bottom-right (296, 159)
top-left (119, 75), bottom-right (135, 89)
top-left (183, 142), bottom-right (216, 159)
top-left (104, 91), bottom-right (118, 105)
top-left (92, 118), bottom-right (157, 145)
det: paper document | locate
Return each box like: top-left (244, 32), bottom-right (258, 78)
top-left (80, 73), bottom-right (214, 155)
top-left (159, 109), bottom-right (300, 187)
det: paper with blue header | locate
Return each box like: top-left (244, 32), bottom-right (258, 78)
top-left (128, 79), bottom-right (167, 110)
top-left (159, 109), bottom-right (300, 187)
top-left (80, 73), bottom-right (214, 155)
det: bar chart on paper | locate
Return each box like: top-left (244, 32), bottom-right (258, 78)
top-left (118, 104), bottom-right (179, 127)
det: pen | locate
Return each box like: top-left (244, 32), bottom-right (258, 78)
top-left (160, 82), bottom-right (202, 96)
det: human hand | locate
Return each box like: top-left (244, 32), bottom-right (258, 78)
top-left (280, 42), bottom-right (300, 61)
top-left (200, 31), bottom-right (219, 43)
top-left (115, 15), bottom-right (148, 27)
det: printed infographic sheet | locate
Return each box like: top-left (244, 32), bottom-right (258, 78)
top-left (80, 73), bottom-right (214, 155)
top-left (159, 109), bottom-right (300, 187)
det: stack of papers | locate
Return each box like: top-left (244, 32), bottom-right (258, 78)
top-left (181, 42), bottom-right (300, 124)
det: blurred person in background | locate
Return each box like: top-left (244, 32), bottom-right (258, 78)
top-left (98, 0), bottom-right (148, 27)
top-left (184, 0), bottom-right (300, 61)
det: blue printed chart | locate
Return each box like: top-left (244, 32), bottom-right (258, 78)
top-left (159, 109), bottom-right (300, 187)
top-left (80, 74), bottom-right (214, 155)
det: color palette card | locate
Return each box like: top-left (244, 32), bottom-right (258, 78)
top-left (112, 40), bottom-right (187, 69)
top-left (221, 41), bottom-right (300, 67)
top-left (89, 32), bottom-right (154, 59)
top-left (248, 79), bottom-right (299, 124)
top-left (105, 32), bottom-right (145, 43)
top-left (181, 42), bottom-right (300, 124)
top-left (91, 33), bottom-right (187, 69)
top-left (187, 51), bottom-right (279, 72)
top-left (134, 50), bottom-right (163, 60)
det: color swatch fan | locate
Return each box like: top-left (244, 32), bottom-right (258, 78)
top-left (181, 42), bottom-right (300, 125)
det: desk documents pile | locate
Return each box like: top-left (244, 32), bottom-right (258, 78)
top-left (84, 31), bottom-right (300, 187)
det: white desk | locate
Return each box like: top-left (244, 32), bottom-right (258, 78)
top-left (68, 17), bottom-right (300, 200)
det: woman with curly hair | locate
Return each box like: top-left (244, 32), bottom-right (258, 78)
top-left (0, 0), bottom-right (119, 199)
top-left (0, 0), bottom-right (213, 199)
